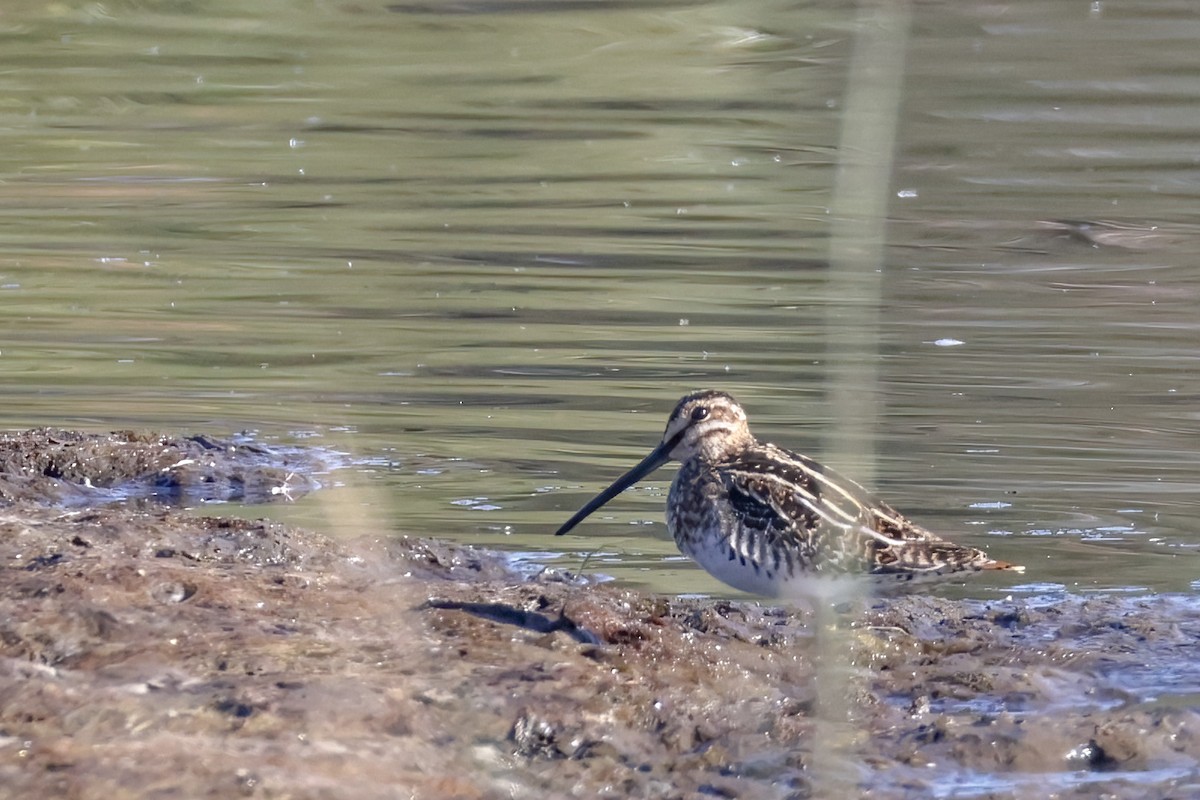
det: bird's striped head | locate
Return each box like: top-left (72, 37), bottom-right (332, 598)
top-left (660, 390), bottom-right (752, 464)
top-left (554, 389), bottom-right (753, 538)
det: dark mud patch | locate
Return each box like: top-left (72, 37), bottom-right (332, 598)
top-left (0, 429), bottom-right (1198, 799)
top-left (0, 428), bottom-right (322, 506)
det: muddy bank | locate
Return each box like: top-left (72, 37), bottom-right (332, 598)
top-left (0, 430), bottom-right (1197, 799)
top-left (0, 428), bottom-right (320, 507)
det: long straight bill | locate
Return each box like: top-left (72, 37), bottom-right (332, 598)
top-left (554, 441), bottom-right (673, 536)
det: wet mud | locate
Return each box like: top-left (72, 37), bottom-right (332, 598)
top-left (0, 429), bottom-right (1197, 799)
top-left (0, 428), bottom-right (319, 507)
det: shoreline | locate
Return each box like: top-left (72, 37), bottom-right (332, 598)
top-left (0, 429), bottom-right (1196, 799)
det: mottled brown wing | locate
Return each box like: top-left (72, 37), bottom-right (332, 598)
top-left (717, 486), bottom-right (827, 581)
top-left (717, 445), bottom-right (880, 575)
top-left (720, 444), bottom-right (1020, 580)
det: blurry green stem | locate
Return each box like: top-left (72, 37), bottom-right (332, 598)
top-left (813, 1), bottom-right (912, 797)
top-left (825, 0), bottom-right (912, 486)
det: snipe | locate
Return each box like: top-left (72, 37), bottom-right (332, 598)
top-left (555, 390), bottom-right (1023, 598)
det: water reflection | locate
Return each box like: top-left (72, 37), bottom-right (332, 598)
top-left (0, 0), bottom-right (1197, 600)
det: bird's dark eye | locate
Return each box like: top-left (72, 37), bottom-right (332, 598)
top-left (690, 406), bottom-right (709, 422)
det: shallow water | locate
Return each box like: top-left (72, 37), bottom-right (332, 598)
top-left (2, 0), bottom-right (1199, 601)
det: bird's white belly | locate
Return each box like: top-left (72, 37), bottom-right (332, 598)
top-left (696, 539), bottom-right (868, 602)
top-left (673, 515), bottom-right (867, 602)
top-left (685, 534), bottom-right (790, 597)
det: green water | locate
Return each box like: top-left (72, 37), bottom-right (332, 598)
top-left (2, 0), bottom-right (1199, 598)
